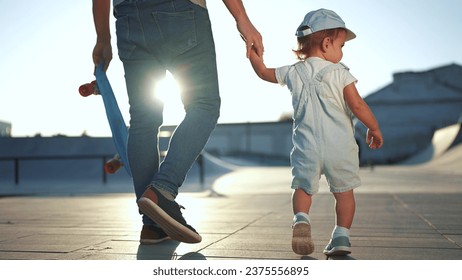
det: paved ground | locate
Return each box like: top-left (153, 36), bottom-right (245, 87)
top-left (0, 153), bottom-right (461, 261)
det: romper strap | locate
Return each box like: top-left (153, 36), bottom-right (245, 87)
top-left (314, 62), bottom-right (349, 82)
top-left (293, 61), bottom-right (348, 85)
top-left (293, 62), bottom-right (311, 86)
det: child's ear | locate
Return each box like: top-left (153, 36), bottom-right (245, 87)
top-left (321, 37), bottom-right (331, 52)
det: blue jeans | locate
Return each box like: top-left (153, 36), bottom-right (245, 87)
top-left (114, 0), bottom-right (220, 223)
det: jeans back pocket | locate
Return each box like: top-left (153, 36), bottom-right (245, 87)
top-left (153, 10), bottom-right (198, 56)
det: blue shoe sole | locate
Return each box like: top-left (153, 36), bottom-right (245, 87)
top-left (323, 236), bottom-right (351, 256)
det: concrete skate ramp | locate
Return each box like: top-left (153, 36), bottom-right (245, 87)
top-left (400, 123), bottom-right (461, 165)
top-left (418, 142), bottom-right (462, 175)
top-left (183, 151), bottom-right (240, 192)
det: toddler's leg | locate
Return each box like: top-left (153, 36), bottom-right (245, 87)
top-left (323, 190), bottom-right (355, 256)
top-left (333, 189), bottom-right (355, 228)
top-left (291, 189), bottom-right (315, 255)
top-left (292, 188), bottom-right (312, 214)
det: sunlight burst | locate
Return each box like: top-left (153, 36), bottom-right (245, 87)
top-left (154, 72), bottom-right (185, 124)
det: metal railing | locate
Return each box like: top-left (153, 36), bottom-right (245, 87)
top-left (0, 153), bottom-right (205, 186)
top-left (0, 155), bottom-right (117, 185)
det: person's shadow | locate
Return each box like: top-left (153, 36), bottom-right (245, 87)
top-left (177, 252), bottom-right (207, 260)
top-left (299, 255), bottom-right (356, 260)
top-left (326, 255), bottom-right (356, 260)
top-left (136, 240), bottom-right (207, 260)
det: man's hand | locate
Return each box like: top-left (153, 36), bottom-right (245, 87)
top-left (237, 21), bottom-right (263, 58)
top-left (92, 39), bottom-right (112, 72)
top-left (222, 0), bottom-right (264, 58)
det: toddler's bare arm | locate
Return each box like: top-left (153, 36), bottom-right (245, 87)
top-left (248, 49), bottom-right (277, 83)
top-left (344, 83), bottom-right (383, 149)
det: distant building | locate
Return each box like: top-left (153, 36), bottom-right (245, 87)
top-left (356, 63), bottom-right (462, 165)
top-left (0, 121), bottom-right (11, 137)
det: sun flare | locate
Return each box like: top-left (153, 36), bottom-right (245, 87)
top-left (155, 72), bottom-right (185, 124)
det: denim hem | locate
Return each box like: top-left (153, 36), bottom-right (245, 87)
top-left (329, 183), bottom-right (361, 194)
top-left (151, 182), bottom-right (178, 198)
top-left (291, 185), bottom-right (317, 195)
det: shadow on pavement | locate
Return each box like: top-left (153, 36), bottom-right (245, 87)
top-left (177, 252), bottom-right (207, 260)
top-left (299, 254), bottom-right (357, 260)
top-left (136, 241), bottom-right (207, 260)
top-left (300, 256), bottom-right (318, 260)
top-left (327, 255), bottom-right (357, 260)
top-left (136, 240), bottom-right (180, 260)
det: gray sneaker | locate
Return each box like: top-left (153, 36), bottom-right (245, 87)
top-left (291, 215), bottom-right (315, 255)
top-left (323, 236), bottom-right (351, 256)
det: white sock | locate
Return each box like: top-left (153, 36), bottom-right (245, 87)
top-left (293, 212), bottom-right (311, 224)
top-left (332, 225), bottom-right (350, 239)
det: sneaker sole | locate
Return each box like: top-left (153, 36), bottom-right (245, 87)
top-left (138, 197), bottom-right (202, 244)
top-left (292, 223), bottom-right (315, 255)
top-left (323, 246), bottom-right (351, 256)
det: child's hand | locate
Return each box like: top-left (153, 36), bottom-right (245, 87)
top-left (366, 129), bottom-right (383, 149)
top-left (248, 45), bottom-right (264, 66)
top-left (248, 45), bottom-right (277, 83)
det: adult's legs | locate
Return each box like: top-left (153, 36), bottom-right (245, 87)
top-left (150, 1), bottom-right (220, 197)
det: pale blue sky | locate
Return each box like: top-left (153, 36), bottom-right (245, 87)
top-left (1, 0), bottom-right (461, 137)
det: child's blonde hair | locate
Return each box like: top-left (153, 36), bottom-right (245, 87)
top-left (293, 27), bottom-right (346, 60)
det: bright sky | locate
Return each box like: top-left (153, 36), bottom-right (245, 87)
top-left (1, 0), bottom-right (461, 137)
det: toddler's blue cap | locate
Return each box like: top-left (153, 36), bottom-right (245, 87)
top-left (296, 8), bottom-right (356, 41)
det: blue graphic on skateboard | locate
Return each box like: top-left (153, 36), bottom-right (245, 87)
top-left (79, 63), bottom-right (132, 177)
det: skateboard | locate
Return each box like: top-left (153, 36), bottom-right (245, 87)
top-left (79, 63), bottom-right (132, 177)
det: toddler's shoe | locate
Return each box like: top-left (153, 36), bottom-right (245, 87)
top-left (291, 216), bottom-right (315, 255)
top-left (323, 236), bottom-right (351, 256)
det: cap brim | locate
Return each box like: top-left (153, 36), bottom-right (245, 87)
top-left (346, 29), bottom-right (356, 41)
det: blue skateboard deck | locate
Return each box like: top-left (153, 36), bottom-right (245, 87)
top-left (94, 63), bottom-right (132, 177)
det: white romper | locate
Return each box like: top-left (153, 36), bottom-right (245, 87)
top-left (276, 57), bottom-right (361, 194)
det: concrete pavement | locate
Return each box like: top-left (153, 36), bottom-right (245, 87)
top-left (0, 153), bottom-right (461, 260)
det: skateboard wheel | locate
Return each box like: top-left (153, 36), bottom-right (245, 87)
top-left (79, 81), bottom-right (98, 97)
top-left (104, 157), bottom-right (123, 174)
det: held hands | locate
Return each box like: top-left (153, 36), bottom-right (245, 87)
top-left (237, 20), bottom-right (264, 58)
top-left (366, 129), bottom-right (383, 149)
